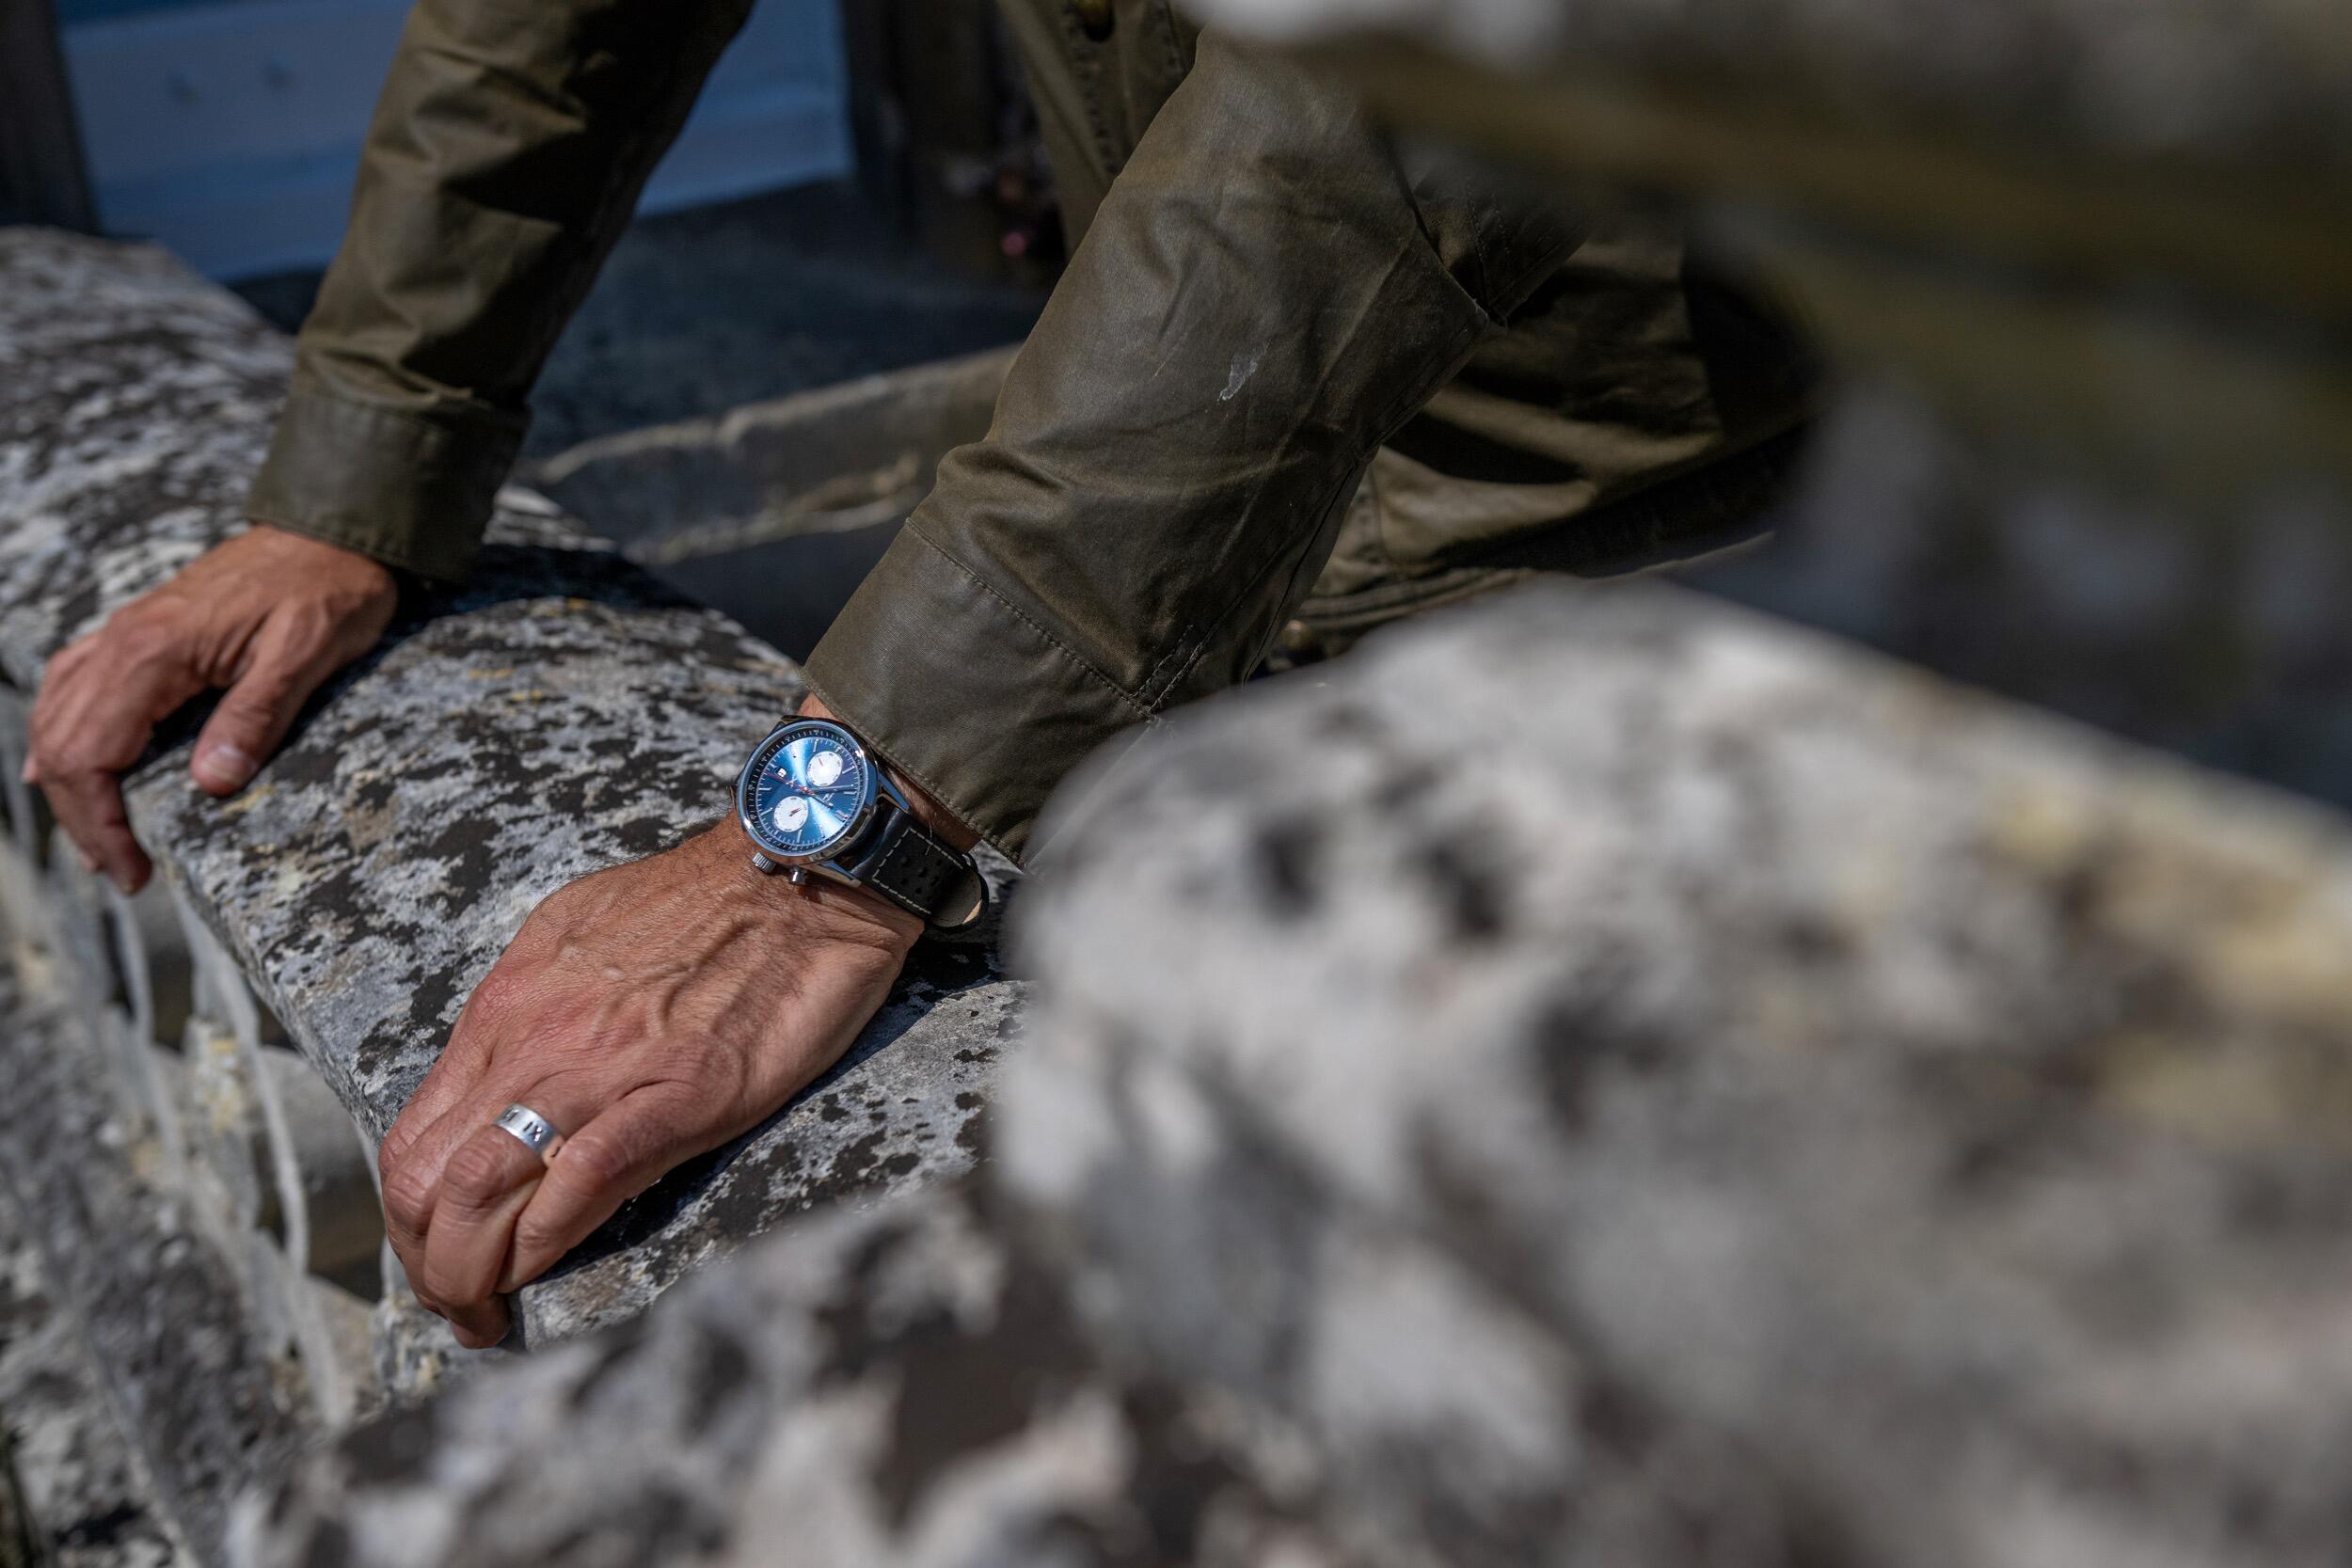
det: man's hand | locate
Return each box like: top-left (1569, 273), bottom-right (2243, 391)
top-left (375, 821), bottom-right (923, 1347)
top-left (26, 526), bottom-right (399, 893)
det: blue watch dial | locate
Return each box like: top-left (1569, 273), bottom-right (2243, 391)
top-left (741, 722), bottom-right (872, 860)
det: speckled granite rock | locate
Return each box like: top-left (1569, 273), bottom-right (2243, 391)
top-left (235, 1181), bottom-right (1379, 1568)
top-left (0, 982), bottom-right (281, 1563)
top-left (0, 1175), bottom-right (188, 1568)
top-left (241, 580), bottom-right (2352, 1566)
top-left (1000, 581), bottom-right (2352, 1567)
top-left (0, 227), bottom-right (1023, 1353)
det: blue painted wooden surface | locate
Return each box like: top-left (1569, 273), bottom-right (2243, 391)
top-left (56, 0), bottom-right (850, 279)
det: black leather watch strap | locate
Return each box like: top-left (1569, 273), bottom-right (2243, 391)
top-left (838, 800), bottom-right (986, 930)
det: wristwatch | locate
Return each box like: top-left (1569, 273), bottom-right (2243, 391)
top-left (735, 717), bottom-right (986, 931)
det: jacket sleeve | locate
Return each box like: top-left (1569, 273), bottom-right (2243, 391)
top-left (246, 0), bottom-right (752, 582)
top-left (803, 31), bottom-right (1578, 863)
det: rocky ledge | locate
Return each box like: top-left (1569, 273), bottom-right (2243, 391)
top-left (242, 582), bottom-right (2352, 1566)
top-left (0, 227), bottom-right (1022, 1361)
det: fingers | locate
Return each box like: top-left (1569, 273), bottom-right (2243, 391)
top-left (498, 1082), bottom-right (707, 1292)
top-left (365, 821), bottom-right (917, 1351)
top-left (410, 1123), bottom-right (544, 1347)
top-left (26, 531), bottom-right (400, 884)
top-left (376, 996), bottom-right (503, 1265)
top-left (58, 783), bottom-right (142, 890)
top-left (400, 1075), bottom-right (616, 1349)
top-left (377, 952), bottom-right (547, 1181)
top-left (378, 1082), bottom-right (484, 1272)
top-left (27, 629), bottom-right (206, 893)
top-left (190, 618), bottom-right (341, 796)
top-left (385, 1073), bottom-right (717, 1346)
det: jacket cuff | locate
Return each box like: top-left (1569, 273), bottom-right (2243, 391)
top-left (802, 523), bottom-right (1153, 866)
top-left (246, 381), bottom-right (524, 583)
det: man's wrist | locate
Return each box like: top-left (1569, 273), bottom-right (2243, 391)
top-left (694, 820), bottom-right (923, 947)
top-left (798, 694), bottom-right (980, 853)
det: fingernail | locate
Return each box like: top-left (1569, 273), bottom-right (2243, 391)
top-left (191, 741), bottom-right (257, 790)
top-left (78, 849), bottom-right (99, 874)
top-left (18, 757), bottom-right (35, 783)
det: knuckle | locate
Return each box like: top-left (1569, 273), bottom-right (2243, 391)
top-left (249, 629), bottom-right (322, 681)
top-left (527, 881), bottom-right (585, 927)
top-left (378, 1159), bottom-right (433, 1233)
top-left (376, 1120), bottom-right (418, 1173)
top-left (469, 964), bottom-right (521, 1008)
top-left (509, 1209), bottom-right (567, 1260)
top-left (46, 747), bottom-right (122, 789)
top-left (421, 1282), bottom-right (476, 1324)
top-left (552, 1129), bottom-right (634, 1194)
top-left (40, 734), bottom-right (111, 781)
top-left (377, 1118), bottom-right (416, 1172)
top-left (279, 599), bottom-right (343, 650)
top-left (416, 1257), bottom-right (469, 1306)
top-left (34, 737), bottom-right (137, 792)
top-left (31, 667), bottom-right (81, 722)
top-left (440, 1136), bottom-right (518, 1208)
top-left (460, 969), bottom-right (529, 1034)
top-left (217, 685), bottom-right (287, 729)
top-left (111, 608), bottom-right (182, 663)
top-left (207, 706), bottom-right (278, 752)
top-left (663, 1037), bottom-right (747, 1098)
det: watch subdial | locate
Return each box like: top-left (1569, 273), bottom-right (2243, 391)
top-left (772, 797), bottom-right (811, 836)
top-left (807, 750), bottom-right (845, 788)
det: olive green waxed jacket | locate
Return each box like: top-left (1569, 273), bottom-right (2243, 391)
top-left (248, 0), bottom-right (1818, 862)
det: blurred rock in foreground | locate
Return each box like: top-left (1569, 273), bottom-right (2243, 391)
top-left (242, 584), bottom-right (2352, 1567)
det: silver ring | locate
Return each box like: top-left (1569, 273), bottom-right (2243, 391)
top-left (492, 1103), bottom-right (566, 1165)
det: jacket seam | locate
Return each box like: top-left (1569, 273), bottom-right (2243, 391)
top-left (1059, 2), bottom-right (1124, 185)
top-left (243, 509), bottom-right (472, 581)
top-left (798, 673), bottom-right (1038, 870)
top-left (902, 521), bottom-right (1158, 722)
top-left (1135, 624), bottom-right (1200, 705)
top-left (1159, 304), bottom-right (1487, 702)
top-left (281, 374), bottom-right (525, 453)
top-left (1483, 240), bottom-right (1571, 324)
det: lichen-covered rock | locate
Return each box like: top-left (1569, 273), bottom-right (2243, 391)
top-left (1000, 581), bottom-right (2352, 1567)
top-left (244, 578), bottom-right (2352, 1567)
top-left (236, 1182), bottom-right (1378, 1568)
top-left (0, 1177), bottom-right (189, 1568)
top-left (0, 227), bottom-right (1023, 1355)
top-left (0, 983), bottom-right (281, 1564)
